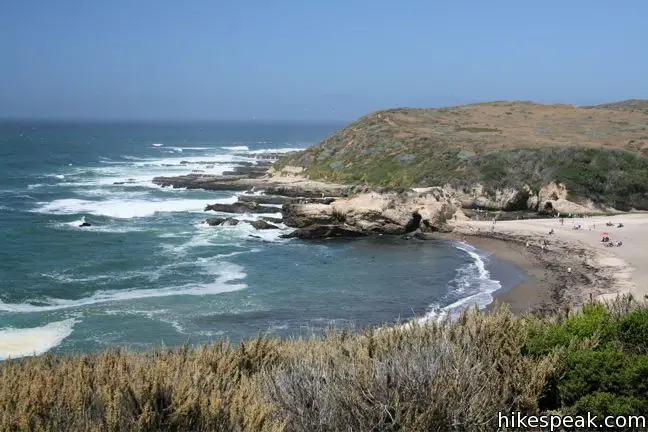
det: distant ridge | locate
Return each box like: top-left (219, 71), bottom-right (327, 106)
top-left (583, 99), bottom-right (648, 113)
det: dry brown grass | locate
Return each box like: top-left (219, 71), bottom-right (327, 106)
top-left (361, 102), bottom-right (648, 153)
top-left (0, 306), bottom-right (563, 431)
top-left (0, 339), bottom-right (287, 432)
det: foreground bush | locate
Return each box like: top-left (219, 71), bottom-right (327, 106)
top-left (264, 311), bottom-right (556, 431)
top-left (525, 299), bottom-right (648, 419)
top-left (0, 298), bottom-right (647, 431)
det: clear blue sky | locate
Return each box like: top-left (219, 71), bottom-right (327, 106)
top-left (1, 0), bottom-right (647, 121)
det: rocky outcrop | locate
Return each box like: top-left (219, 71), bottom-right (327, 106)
top-left (204, 218), bottom-right (279, 230)
top-left (281, 224), bottom-right (367, 240)
top-left (153, 174), bottom-right (256, 191)
top-left (443, 182), bottom-right (615, 215)
top-left (536, 183), bottom-right (609, 215)
top-left (261, 185), bottom-right (350, 198)
top-left (442, 184), bottom-right (534, 212)
top-left (204, 217), bottom-right (241, 227)
top-left (331, 189), bottom-right (455, 234)
top-left (282, 203), bottom-right (336, 228)
top-left (222, 166), bottom-right (270, 178)
top-left (281, 188), bottom-right (457, 236)
top-left (152, 174), bottom-right (351, 198)
top-left (237, 194), bottom-right (337, 205)
top-left (204, 202), bottom-right (278, 214)
top-left (248, 220), bottom-right (279, 230)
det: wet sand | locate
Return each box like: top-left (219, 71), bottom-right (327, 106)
top-left (448, 214), bottom-right (648, 314)
top-left (459, 235), bottom-right (552, 315)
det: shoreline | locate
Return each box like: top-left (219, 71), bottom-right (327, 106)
top-left (460, 235), bottom-right (553, 315)
top-left (448, 215), bottom-right (646, 314)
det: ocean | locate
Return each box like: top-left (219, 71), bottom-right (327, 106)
top-left (0, 121), bottom-right (524, 360)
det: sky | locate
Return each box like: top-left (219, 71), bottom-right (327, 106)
top-left (1, 0), bottom-right (647, 121)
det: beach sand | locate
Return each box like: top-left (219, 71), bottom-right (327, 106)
top-left (450, 214), bottom-right (648, 314)
top-left (458, 236), bottom-right (552, 314)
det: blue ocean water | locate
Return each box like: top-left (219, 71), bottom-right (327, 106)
top-left (0, 121), bottom-right (519, 360)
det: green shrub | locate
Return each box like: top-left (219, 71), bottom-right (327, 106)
top-left (523, 303), bottom-right (615, 357)
top-left (570, 392), bottom-right (646, 417)
top-left (558, 349), bottom-right (630, 406)
top-left (616, 308), bottom-right (648, 354)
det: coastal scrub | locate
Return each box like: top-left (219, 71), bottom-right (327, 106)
top-left (0, 298), bottom-right (647, 431)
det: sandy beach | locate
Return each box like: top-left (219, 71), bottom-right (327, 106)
top-left (450, 214), bottom-right (648, 314)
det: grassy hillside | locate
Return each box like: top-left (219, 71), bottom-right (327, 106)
top-left (278, 101), bottom-right (648, 210)
top-left (584, 99), bottom-right (648, 113)
top-left (1, 299), bottom-right (647, 431)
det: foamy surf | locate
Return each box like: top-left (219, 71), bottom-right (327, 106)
top-left (222, 145), bottom-right (249, 151)
top-left (0, 319), bottom-right (77, 360)
top-left (0, 262), bottom-right (247, 313)
top-left (64, 216), bottom-right (87, 228)
top-left (34, 196), bottom-right (237, 219)
top-left (244, 147), bottom-right (304, 154)
top-left (417, 242), bottom-right (502, 324)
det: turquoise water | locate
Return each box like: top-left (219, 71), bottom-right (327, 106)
top-left (0, 121), bottom-right (518, 359)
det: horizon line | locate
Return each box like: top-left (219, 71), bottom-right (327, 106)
top-left (0, 117), bottom-right (352, 124)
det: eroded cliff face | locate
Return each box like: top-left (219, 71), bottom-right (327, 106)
top-left (282, 188), bottom-right (457, 238)
top-left (444, 182), bottom-right (616, 215)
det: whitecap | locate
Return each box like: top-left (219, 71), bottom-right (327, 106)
top-left (120, 155), bottom-right (149, 161)
top-left (43, 174), bottom-right (65, 180)
top-left (152, 143), bottom-right (164, 147)
top-left (33, 196), bottom-right (237, 219)
top-left (197, 219), bottom-right (289, 243)
top-left (63, 216), bottom-right (87, 228)
top-left (0, 319), bottom-right (77, 360)
top-left (245, 147), bottom-right (305, 154)
top-left (222, 145), bottom-right (249, 151)
top-left (0, 262), bottom-right (247, 313)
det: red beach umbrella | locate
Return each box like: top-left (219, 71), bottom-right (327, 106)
top-left (601, 232), bottom-right (609, 236)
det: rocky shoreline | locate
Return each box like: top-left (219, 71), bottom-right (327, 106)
top-left (153, 155), bottom-right (461, 239)
top-left (152, 152), bottom-right (624, 244)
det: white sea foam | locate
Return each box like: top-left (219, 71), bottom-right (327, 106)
top-left (206, 220), bottom-right (288, 243)
top-left (120, 155), bottom-right (149, 161)
top-left (34, 196), bottom-right (237, 219)
top-left (42, 174), bottom-right (66, 180)
top-left (41, 266), bottom-right (164, 284)
top-left (53, 220), bottom-right (148, 234)
top-left (245, 147), bottom-right (304, 154)
top-left (0, 319), bottom-right (77, 360)
top-left (64, 216), bottom-right (87, 228)
top-left (58, 154), bottom-right (243, 188)
top-left (0, 262), bottom-right (247, 313)
top-left (417, 242), bottom-right (502, 325)
top-left (222, 145), bottom-right (249, 151)
top-left (152, 143), bottom-right (164, 147)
